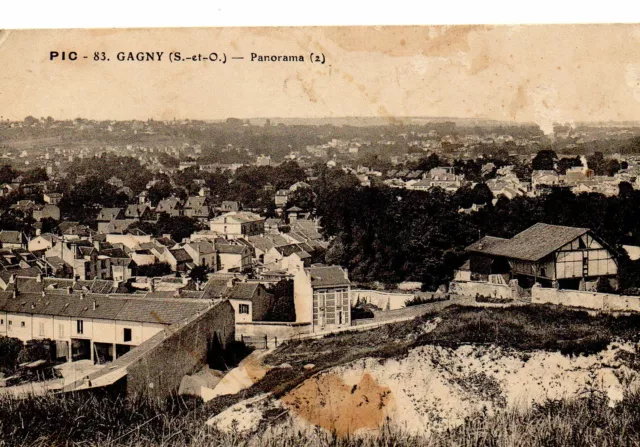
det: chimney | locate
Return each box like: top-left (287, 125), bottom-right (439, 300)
top-left (93, 240), bottom-right (101, 250)
top-left (149, 278), bottom-right (155, 292)
top-left (92, 300), bottom-right (96, 310)
top-left (36, 274), bottom-right (42, 283)
top-left (12, 289), bottom-right (16, 299)
top-left (41, 291), bottom-right (45, 297)
top-left (9, 274), bottom-right (15, 284)
top-left (67, 286), bottom-right (72, 295)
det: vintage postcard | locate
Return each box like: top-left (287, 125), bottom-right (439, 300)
top-left (1, 24), bottom-right (640, 446)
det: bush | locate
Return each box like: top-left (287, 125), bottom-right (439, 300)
top-left (263, 280), bottom-right (296, 322)
top-left (18, 339), bottom-right (55, 364)
top-left (135, 262), bottom-right (172, 277)
top-left (351, 306), bottom-right (374, 320)
top-left (405, 294), bottom-right (450, 307)
top-left (0, 336), bottom-right (23, 375)
top-left (596, 277), bottom-right (615, 294)
top-left (475, 293), bottom-right (513, 304)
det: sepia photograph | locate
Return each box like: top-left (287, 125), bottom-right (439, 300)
top-left (2, 22), bottom-right (640, 445)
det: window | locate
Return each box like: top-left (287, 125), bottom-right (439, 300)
top-left (239, 304), bottom-right (250, 314)
top-left (123, 328), bottom-right (132, 342)
top-left (59, 323), bottom-right (64, 338)
top-left (20, 321), bottom-right (25, 328)
top-left (0, 319), bottom-right (3, 325)
top-left (76, 319), bottom-right (84, 334)
top-left (38, 322), bottom-right (44, 337)
top-left (7, 321), bottom-right (11, 327)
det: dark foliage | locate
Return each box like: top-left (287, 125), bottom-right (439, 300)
top-left (264, 280), bottom-right (296, 322)
top-left (135, 262), bottom-right (172, 278)
top-left (0, 337), bottom-right (23, 375)
top-left (316, 180), bottom-right (640, 291)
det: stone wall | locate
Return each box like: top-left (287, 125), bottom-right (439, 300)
top-left (235, 321), bottom-right (311, 339)
top-left (531, 285), bottom-right (640, 312)
top-left (125, 300), bottom-right (236, 400)
top-left (449, 280), bottom-right (515, 299)
top-left (67, 300), bottom-right (236, 401)
top-left (351, 289), bottom-right (414, 310)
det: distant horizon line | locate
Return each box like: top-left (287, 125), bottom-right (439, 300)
top-left (6, 116), bottom-right (640, 127)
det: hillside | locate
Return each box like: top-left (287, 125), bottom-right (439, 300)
top-left (4, 304), bottom-right (640, 446)
top-left (204, 305), bottom-right (640, 442)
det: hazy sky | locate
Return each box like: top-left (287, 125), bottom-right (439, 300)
top-left (2, 25), bottom-right (640, 133)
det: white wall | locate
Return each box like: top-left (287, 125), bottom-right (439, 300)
top-left (293, 264), bottom-right (313, 324)
top-left (351, 289), bottom-right (413, 311)
top-left (228, 299), bottom-right (253, 323)
top-left (449, 280), bottom-right (514, 299)
top-left (0, 312), bottom-right (168, 348)
top-left (531, 286), bottom-right (640, 312)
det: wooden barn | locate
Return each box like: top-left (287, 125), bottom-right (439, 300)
top-left (466, 223), bottom-right (618, 290)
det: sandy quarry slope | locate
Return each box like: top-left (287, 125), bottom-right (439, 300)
top-left (207, 341), bottom-right (640, 439)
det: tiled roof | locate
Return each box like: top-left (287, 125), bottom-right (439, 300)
top-left (0, 231), bottom-right (22, 244)
top-left (100, 247), bottom-right (130, 259)
top-left (247, 236), bottom-right (275, 253)
top-left (212, 211), bottom-right (264, 224)
top-left (96, 208), bottom-right (123, 221)
top-left (186, 241), bottom-right (216, 255)
top-left (215, 243), bottom-right (246, 255)
top-left (308, 265), bottom-right (350, 287)
top-left (276, 244), bottom-right (303, 257)
top-left (466, 223), bottom-right (591, 262)
top-left (169, 248), bottom-right (193, 263)
top-left (0, 291), bottom-right (209, 325)
top-left (227, 283), bottom-right (259, 300)
top-left (202, 278), bottom-right (232, 299)
top-left (125, 204), bottom-right (149, 218)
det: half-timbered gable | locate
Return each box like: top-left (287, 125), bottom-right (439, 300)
top-left (466, 223), bottom-right (617, 289)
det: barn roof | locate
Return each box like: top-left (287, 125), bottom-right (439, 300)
top-left (466, 223), bottom-right (590, 262)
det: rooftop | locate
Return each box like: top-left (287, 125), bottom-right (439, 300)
top-left (466, 223), bottom-right (591, 262)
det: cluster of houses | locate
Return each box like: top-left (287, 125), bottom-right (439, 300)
top-left (0, 183), bottom-right (354, 367)
top-left (378, 158), bottom-right (640, 205)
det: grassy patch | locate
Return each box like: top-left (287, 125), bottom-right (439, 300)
top-left (415, 305), bottom-right (640, 356)
top-left (202, 304), bottom-right (640, 422)
top-left (5, 304), bottom-right (640, 446)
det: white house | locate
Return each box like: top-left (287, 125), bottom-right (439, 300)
top-left (210, 212), bottom-right (265, 239)
top-left (292, 260), bottom-right (351, 332)
top-left (0, 289), bottom-right (211, 364)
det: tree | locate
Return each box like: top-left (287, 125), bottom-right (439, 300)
top-left (147, 182), bottom-right (173, 206)
top-left (285, 187), bottom-right (316, 211)
top-left (596, 277), bottom-right (615, 294)
top-left (136, 262), bottom-right (172, 278)
top-left (619, 181), bottom-right (634, 198)
top-left (0, 336), bottom-right (23, 374)
top-left (154, 214), bottom-right (202, 242)
top-left (415, 153), bottom-right (447, 172)
top-left (22, 167), bottom-right (48, 184)
top-left (18, 339), bottom-right (54, 363)
top-left (264, 280), bottom-right (296, 322)
top-left (189, 265), bottom-right (209, 284)
top-left (23, 116), bottom-right (38, 126)
top-left (557, 156), bottom-right (582, 175)
top-left (532, 149), bottom-right (557, 171)
top-left (472, 183), bottom-right (494, 205)
top-left (0, 165), bottom-right (17, 184)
